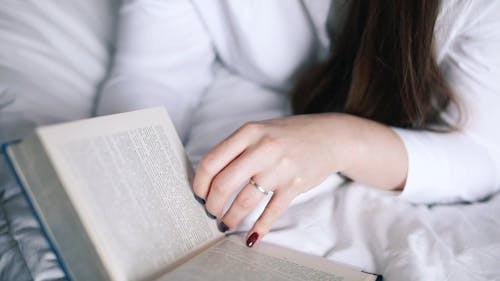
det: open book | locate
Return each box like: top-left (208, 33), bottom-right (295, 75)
top-left (2, 107), bottom-right (380, 281)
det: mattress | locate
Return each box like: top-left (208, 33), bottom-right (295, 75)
top-left (1, 1), bottom-right (500, 280)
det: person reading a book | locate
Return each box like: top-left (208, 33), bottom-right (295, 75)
top-left (97, 1), bottom-right (500, 248)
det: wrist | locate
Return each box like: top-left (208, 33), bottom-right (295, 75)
top-left (321, 113), bottom-right (365, 174)
top-left (327, 113), bottom-right (407, 190)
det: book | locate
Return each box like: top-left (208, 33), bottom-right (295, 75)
top-left (2, 107), bottom-right (380, 281)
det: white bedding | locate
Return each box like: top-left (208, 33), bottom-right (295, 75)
top-left (1, 1), bottom-right (500, 281)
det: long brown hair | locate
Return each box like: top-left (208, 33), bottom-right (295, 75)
top-left (292, 0), bottom-right (458, 130)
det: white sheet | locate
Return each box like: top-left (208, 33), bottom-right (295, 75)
top-left (1, 2), bottom-right (500, 281)
top-left (0, 0), bottom-right (117, 143)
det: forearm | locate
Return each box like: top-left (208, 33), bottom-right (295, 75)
top-left (329, 114), bottom-right (408, 190)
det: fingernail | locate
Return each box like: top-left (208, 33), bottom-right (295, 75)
top-left (246, 232), bottom-right (259, 248)
top-left (194, 194), bottom-right (205, 205)
top-left (218, 221), bottom-right (229, 233)
top-left (205, 209), bottom-right (216, 220)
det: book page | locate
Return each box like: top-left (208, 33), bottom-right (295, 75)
top-left (36, 108), bottom-right (221, 281)
top-left (158, 236), bottom-right (376, 281)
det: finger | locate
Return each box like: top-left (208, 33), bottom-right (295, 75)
top-left (246, 188), bottom-right (298, 247)
top-left (193, 122), bottom-right (263, 200)
top-left (204, 143), bottom-right (277, 219)
top-left (218, 172), bottom-right (278, 232)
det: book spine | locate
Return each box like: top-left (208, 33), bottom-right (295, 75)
top-left (1, 142), bottom-right (73, 281)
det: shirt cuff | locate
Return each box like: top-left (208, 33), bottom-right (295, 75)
top-left (390, 127), bottom-right (499, 204)
top-left (392, 128), bottom-right (454, 204)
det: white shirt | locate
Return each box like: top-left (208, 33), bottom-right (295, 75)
top-left (97, 0), bottom-right (500, 204)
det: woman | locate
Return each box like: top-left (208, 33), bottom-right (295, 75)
top-left (98, 0), bottom-right (500, 248)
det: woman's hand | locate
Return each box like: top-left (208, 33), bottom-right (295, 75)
top-left (193, 113), bottom-right (407, 247)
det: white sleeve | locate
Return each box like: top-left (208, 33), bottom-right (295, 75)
top-left (96, 0), bottom-right (215, 141)
top-left (393, 1), bottom-right (500, 204)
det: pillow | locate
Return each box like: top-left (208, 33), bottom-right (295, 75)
top-left (0, 0), bottom-right (119, 143)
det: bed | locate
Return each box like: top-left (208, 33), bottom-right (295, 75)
top-left (1, 1), bottom-right (499, 280)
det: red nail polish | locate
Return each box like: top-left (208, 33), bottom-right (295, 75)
top-left (246, 232), bottom-right (259, 248)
